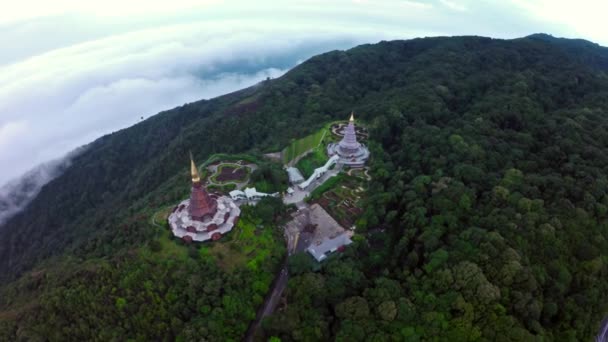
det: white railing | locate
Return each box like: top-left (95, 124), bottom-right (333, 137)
top-left (298, 155), bottom-right (339, 189)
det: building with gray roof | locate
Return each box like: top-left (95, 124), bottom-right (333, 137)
top-left (307, 233), bottom-right (353, 262)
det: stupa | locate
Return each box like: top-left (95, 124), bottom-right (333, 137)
top-left (327, 112), bottom-right (370, 167)
top-left (167, 154), bottom-right (241, 242)
top-left (188, 157), bottom-right (217, 220)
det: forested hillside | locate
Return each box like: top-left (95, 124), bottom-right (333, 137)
top-left (2, 34), bottom-right (608, 340)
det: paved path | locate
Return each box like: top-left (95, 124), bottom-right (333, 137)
top-left (347, 166), bottom-right (371, 180)
top-left (283, 163), bottom-right (343, 206)
top-left (286, 147), bottom-right (313, 168)
top-left (243, 261), bottom-right (288, 342)
top-left (151, 206), bottom-right (174, 229)
top-left (261, 266), bottom-right (288, 316)
top-left (263, 151), bottom-right (283, 163)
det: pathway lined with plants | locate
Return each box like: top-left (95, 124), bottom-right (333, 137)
top-left (346, 166), bottom-right (371, 180)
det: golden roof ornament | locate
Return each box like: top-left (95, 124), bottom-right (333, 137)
top-left (190, 153), bottom-right (200, 183)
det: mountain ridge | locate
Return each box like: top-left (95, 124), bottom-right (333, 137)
top-left (1, 34), bottom-right (608, 340)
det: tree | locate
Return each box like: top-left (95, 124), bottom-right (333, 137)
top-left (288, 253), bottom-right (315, 276)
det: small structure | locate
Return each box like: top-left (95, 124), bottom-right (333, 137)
top-left (327, 112), bottom-right (370, 167)
top-left (298, 154), bottom-right (339, 190)
top-left (167, 155), bottom-right (241, 242)
top-left (229, 187), bottom-right (279, 201)
top-left (307, 233), bottom-right (353, 262)
top-left (286, 167), bottom-right (305, 184)
top-left (229, 189), bottom-right (246, 200)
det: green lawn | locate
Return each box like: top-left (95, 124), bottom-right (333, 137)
top-left (308, 174), bottom-right (344, 201)
top-left (281, 128), bottom-right (326, 164)
top-left (253, 180), bottom-right (273, 193)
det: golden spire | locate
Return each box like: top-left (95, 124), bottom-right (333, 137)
top-left (190, 152), bottom-right (200, 183)
top-left (349, 111), bottom-right (355, 122)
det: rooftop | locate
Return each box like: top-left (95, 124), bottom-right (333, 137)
top-left (286, 167), bottom-right (304, 183)
top-left (307, 233), bottom-right (353, 262)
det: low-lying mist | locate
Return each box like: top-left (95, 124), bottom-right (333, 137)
top-left (0, 147), bottom-right (85, 226)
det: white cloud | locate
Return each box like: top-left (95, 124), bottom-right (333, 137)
top-left (0, 120), bottom-right (28, 152)
top-left (510, 0), bottom-right (608, 45)
top-left (0, 0), bottom-right (218, 24)
top-left (440, 0), bottom-right (467, 12)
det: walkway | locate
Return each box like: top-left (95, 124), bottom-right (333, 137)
top-left (347, 166), bottom-right (371, 180)
top-left (283, 163), bottom-right (343, 206)
top-left (243, 262), bottom-right (288, 342)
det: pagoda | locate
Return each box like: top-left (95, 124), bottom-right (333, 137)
top-left (167, 155), bottom-right (241, 243)
top-left (338, 112), bottom-right (362, 155)
top-left (189, 155), bottom-right (217, 220)
top-left (327, 112), bottom-right (370, 167)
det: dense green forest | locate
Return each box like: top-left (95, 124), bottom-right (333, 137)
top-left (2, 34), bottom-right (608, 340)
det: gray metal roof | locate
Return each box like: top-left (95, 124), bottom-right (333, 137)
top-left (286, 167), bottom-right (304, 183)
top-left (307, 233), bottom-right (353, 262)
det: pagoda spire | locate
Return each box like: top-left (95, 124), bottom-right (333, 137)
top-left (188, 152), bottom-right (217, 220)
top-left (190, 152), bottom-right (200, 184)
top-left (349, 111), bottom-right (355, 122)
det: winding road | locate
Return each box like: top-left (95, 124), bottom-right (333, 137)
top-left (243, 261), bottom-right (289, 342)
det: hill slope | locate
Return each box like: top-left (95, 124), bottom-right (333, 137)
top-left (2, 34), bottom-right (608, 340)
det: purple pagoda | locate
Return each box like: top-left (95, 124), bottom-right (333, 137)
top-left (327, 112), bottom-right (370, 167)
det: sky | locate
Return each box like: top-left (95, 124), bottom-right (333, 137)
top-left (0, 0), bottom-right (607, 188)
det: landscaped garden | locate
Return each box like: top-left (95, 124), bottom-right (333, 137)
top-left (210, 163), bottom-right (251, 183)
top-left (309, 174), bottom-right (366, 228)
top-left (329, 122), bottom-right (369, 140)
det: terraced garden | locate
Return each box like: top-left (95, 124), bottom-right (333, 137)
top-left (312, 175), bottom-right (366, 228)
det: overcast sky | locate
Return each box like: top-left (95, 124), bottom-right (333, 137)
top-left (0, 0), bottom-right (606, 186)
